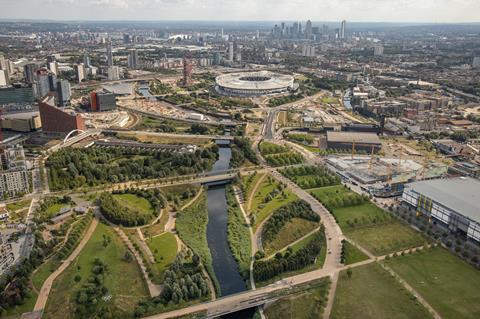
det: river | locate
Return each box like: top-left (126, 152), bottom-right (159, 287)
top-left (206, 146), bottom-right (247, 297)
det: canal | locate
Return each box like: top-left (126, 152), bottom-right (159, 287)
top-left (206, 145), bottom-right (247, 296)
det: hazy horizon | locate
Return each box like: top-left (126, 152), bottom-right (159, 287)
top-left (2, 0), bottom-right (480, 23)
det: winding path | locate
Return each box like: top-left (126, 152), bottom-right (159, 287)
top-left (33, 217), bottom-right (99, 312)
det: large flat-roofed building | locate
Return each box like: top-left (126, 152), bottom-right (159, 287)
top-left (402, 177), bottom-right (480, 242)
top-left (1, 112), bottom-right (42, 132)
top-left (326, 131), bottom-right (381, 153)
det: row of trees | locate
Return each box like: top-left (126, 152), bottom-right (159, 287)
top-left (253, 230), bottom-right (324, 282)
top-left (47, 146), bottom-right (218, 190)
top-left (316, 192), bottom-right (369, 211)
top-left (230, 137), bottom-right (259, 168)
top-left (262, 200), bottom-right (320, 244)
top-left (265, 152), bottom-right (304, 167)
top-left (286, 133), bottom-right (314, 145)
top-left (281, 165), bottom-right (341, 189)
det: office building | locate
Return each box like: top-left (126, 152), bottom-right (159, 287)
top-left (0, 144), bottom-right (30, 197)
top-left (340, 20), bottom-right (346, 40)
top-left (89, 91), bottom-right (117, 112)
top-left (402, 177), bottom-right (480, 242)
top-left (374, 45), bottom-right (384, 56)
top-left (47, 61), bottom-right (57, 75)
top-left (0, 70), bottom-right (7, 86)
top-left (1, 112), bottom-right (42, 132)
top-left (473, 57), bottom-right (480, 69)
top-left (326, 131), bottom-right (381, 153)
top-left (23, 63), bottom-right (37, 85)
top-left (228, 42), bottom-right (234, 62)
top-left (106, 40), bottom-right (113, 66)
top-left (301, 44), bottom-right (316, 57)
top-left (107, 66), bottom-right (120, 81)
top-left (0, 55), bottom-right (6, 71)
top-left (127, 49), bottom-right (139, 69)
top-left (36, 70), bottom-right (51, 98)
top-left (83, 54), bottom-right (91, 68)
top-left (305, 20), bottom-right (312, 39)
top-left (75, 63), bottom-right (85, 83)
top-left (56, 79), bottom-right (71, 107)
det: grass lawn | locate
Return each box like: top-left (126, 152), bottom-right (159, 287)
top-left (44, 203), bottom-right (68, 218)
top-left (43, 222), bottom-right (148, 319)
top-left (331, 263), bottom-right (432, 319)
top-left (147, 232), bottom-right (178, 279)
top-left (385, 247), bottom-right (480, 319)
top-left (253, 191), bottom-right (297, 231)
top-left (344, 241), bottom-right (369, 265)
top-left (241, 172), bottom-right (266, 205)
top-left (6, 199), bottom-right (31, 212)
top-left (347, 222), bottom-right (427, 256)
top-left (309, 186), bottom-right (426, 256)
top-left (264, 278), bottom-right (330, 319)
top-left (250, 176), bottom-right (279, 213)
top-left (32, 259), bottom-right (57, 292)
top-left (5, 291), bottom-right (38, 318)
top-left (113, 193), bottom-right (153, 214)
top-left (263, 218), bottom-right (319, 256)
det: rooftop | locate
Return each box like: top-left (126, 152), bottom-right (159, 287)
top-left (407, 177), bottom-right (480, 223)
top-left (327, 131), bottom-right (381, 144)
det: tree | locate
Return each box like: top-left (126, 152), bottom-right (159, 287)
top-left (347, 268), bottom-right (353, 278)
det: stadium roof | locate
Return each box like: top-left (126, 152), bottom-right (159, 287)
top-left (407, 177), bottom-right (480, 223)
top-left (326, 131), bottom-right (381, 144)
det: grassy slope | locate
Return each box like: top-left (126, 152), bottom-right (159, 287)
top-left (386, 247), bottom-right (480, 319)
top-left (113, 194), bottom-right (154, 214)
top-left (43, 222), bottom-right (148, 319)
top-left (147, 232), bottom-right (178, 279)
top-left (264, 278), bottom-right (330, 319)
top-left (263, 218), bottom-right (318, 256)
top-left (331, 263), bottom-right (432, 319)
top-left (175, 193), bottom-right (217, 290)
top-left (344, 241), bottom-right (369, 265)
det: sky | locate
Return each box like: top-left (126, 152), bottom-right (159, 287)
top-left (1, 0), bottom-right (480, 23)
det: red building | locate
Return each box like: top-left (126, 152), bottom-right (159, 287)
top-left (38, 100), bottom-right (85, 134)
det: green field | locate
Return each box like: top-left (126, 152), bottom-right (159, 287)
top-left (147, 232), bottom-right (178, 279)
top-left (331, 263), bottom-right (432, 319)
top-left (386, 247), bottom-right (480, 319)
top-left (309, 186), bottom-right (426, 256)
top-left (344, 241), bottom-right (369, 265)
top-left (6, 199), bottom-right (31, 212)
top-left (44, 203), bottom-right (68, 218)
top-left (241, 172), bottom-right (266, 206)
top-left (263, 218), bottom-right (318, 256)
top-left (347, 222), bottom-right (427, 256)
top-left (264, 278), bottom-right (330, 319)
top-left (113, 193), bottom-right (154, 214)
top-left (43, 222), bottom-right (148, 319)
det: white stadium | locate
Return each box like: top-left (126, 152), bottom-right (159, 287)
top-left (215, 71), bottom-right (295, 96)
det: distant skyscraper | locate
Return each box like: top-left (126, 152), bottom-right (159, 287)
top-left (75, 63), bottom-right (85, 83)
top-left (302, 44), bottom-right (316, 57)
top-left (340, 20), bottom-right (346, 40)
top-left (56, 79), bottom-right (71, 107)
top-left (228, 42), bottom-right (234, 62)
top-left (123, 34), bottom-right (131, 44)
top-left (107, 66), bottom-right (120, 81)
top-left (83, 54), bottom-right (91, 68)
top-left (47, 73), bottom-right (57, 91)
top-left (305, 20), bottom-right (313, 39)
top-left (0, 70), bottom-right (7, 86)
top-left (182, 55), bottom-right (192, 86)
top-left (47, 61), bottom-right (57, 75)
top-left (106, 40), bottom-right (113, 66)
top-left (374, 45), bottom-right (384, 56)
top-left (23, 63), bottom-right (37, 85)
top-left (473, 57), bottom-right (480, 68)
top-left (127, 49), bottom-right (139, 69)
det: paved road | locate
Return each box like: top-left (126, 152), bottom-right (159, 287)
top-left (34, 217), bottom-right (99, 312)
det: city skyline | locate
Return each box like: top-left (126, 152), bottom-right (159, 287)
top-left (2, 0), bottom-right (480, 23)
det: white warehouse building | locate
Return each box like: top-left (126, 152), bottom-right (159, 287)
top-left (401, 177), bottom-right (480, 242)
